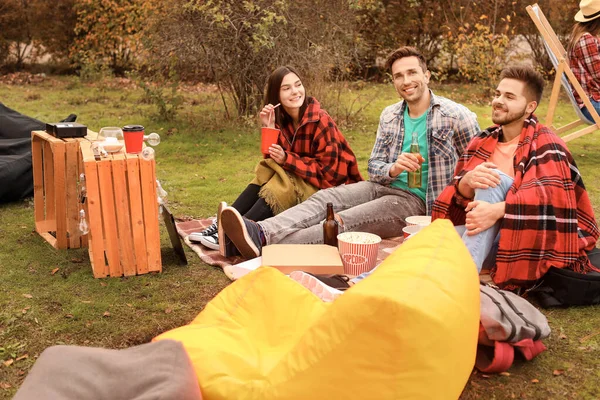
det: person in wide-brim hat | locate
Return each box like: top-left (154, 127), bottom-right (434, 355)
top-left (568, 0), bottom-right (600, 120)
top-left (575, 0), bottom-right (600, 22)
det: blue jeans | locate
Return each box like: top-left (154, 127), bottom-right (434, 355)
top-left (455, 171), bottom-right (514, 273)
top-left (351, 171), bottom-right (514, 283)
top-left (259, 181), bottom-right (425, 245)
top-left (581, 98), bottom-right (600, 121)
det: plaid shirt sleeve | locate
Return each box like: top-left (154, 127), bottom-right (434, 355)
top-left (282, 111), bottom-right (362, 189)
top-left (577, 33), bottom-right (600, 82)
top-left (367, 103), bottom-right (403, 184)
top-left (569, 33), bottom-right (600, 104)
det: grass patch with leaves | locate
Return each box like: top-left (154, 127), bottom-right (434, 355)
top-left (0, 76), bottom-right (599, 399)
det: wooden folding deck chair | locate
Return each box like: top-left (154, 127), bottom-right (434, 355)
top-left (527, 4), bottom-right (600, 142)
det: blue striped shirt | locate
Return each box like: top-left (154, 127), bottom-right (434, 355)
top-left (368, 91), bottom-right (480, 214)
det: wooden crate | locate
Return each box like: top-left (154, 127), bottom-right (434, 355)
top-left (80, 141), bottom-right (162, 278)
top-left (31, 130), bottom-right (90, 249)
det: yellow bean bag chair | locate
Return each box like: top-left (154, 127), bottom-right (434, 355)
top-left (154, 219), bottom-right (480, 400)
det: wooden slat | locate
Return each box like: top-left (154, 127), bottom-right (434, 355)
top-left (31, 134), bottom-right (45, 231)
top-left (562, 124), bottom-right (600, 142)
top-left (36, 220), bottom-right (56, 234)
top-left (140, 157), bottom-right (162, 273)
top-left (97, 160), bottom-right (122, 277)
top-left (555, 120), bottom-right (584, 134)
top-left (43, 140), bottom-right (55, 227)
top-left (126, 155), bottom-right (149, 274)
top-left (83, 153), bottom-right (108, 278)
top-left (65, 139), bottom-right (81, 248)
top-left (38, 232), bottom-right (57, 248)
top-left (112, 154), bottom-right (136, 276)
top-left (53, 141), bottom-right (68, 249)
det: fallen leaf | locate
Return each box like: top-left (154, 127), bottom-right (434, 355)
top-left (17, 370), bottom-right (25, 376)
top-left (102, 311), bottom-right (111, 317)
top-left (531, 378), bottom-right (539, 383)
top-left (499, 371), bottom-right (511, 376)
top-left (126, 303), bottom-right (132, 307)
top-left (553, 369), bottom-right (564, 376)
top-left (99, 282), bottom-right (107, 287)
top-left (84, 340), bottom-right (90, 344)
top-left (16, 354), bottom-right (28, 361)
top-left (481, 374), bottom-right (490, 379)
top-left (51, 267), bottom-right (60, 275)
top-left (3, 359), bottom-right (14, 367)
top-left (34, 318), bottom-right (39, 324)
top-left (80, 300), bottom-right (92, 304)
top-left (22, 294), bottom-right (33, 299)
top-left (0, 382), bottom-right (11, 389)
top-left (165, 308), bottom-right (173, 314)
top-left (70, 258), bottom-right (84, 263)
top-left (559, 333), bottom-right (568, 340)
top-left (64, 314), bottom-right (74, 319)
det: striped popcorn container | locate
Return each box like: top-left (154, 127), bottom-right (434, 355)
top-left (337, 232), bottom-right (382, 275)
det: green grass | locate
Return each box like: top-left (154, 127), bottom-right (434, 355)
top-left (0, 76), bottom-right (599, 399)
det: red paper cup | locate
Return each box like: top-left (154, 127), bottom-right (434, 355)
top-left (402, 225), bottom-right (421, 239)
top-left (122, 125), bottom-right (144, 154)
top-left (261, 127), bottom-right (280, 155)
top-left (337, 232), bottom-right (381, 275)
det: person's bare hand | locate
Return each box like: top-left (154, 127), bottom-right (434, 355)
top-left (463, 162), bottom-right (501, 190)
top-left (389, 152), bottom-right (425, 178)
top-left (464, 200), bottom-right (504, 236)
top-left (259, 104), bottom-right (277, 128)
top-left (269, 144), bottom-right (287, 164)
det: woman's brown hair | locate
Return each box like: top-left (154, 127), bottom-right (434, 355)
top-left (263, 66), bottom-right (308, 128)
top-left (568, 19), bottom-right (600, 55)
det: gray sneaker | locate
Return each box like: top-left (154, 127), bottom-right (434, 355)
top-left (220, 206), bottom-right (262, 259)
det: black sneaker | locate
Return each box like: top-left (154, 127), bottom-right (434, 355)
top-left (197, 232), bottom-right (219, 250)
top-left (200, 222), bottom-right (217, 236)
top-left (220, 206), bottom-right (262, 259)
top-left (188, 221), bottom-right (217, 244)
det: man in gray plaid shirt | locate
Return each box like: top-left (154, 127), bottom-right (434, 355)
top-left (220, 46), bottom-right (481, 259)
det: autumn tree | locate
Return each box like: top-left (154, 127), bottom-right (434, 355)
top-left (147, 0), bottom-right (359, 117)
top-left (70, 0), bottom-right (160, 73)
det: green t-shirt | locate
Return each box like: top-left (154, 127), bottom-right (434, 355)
top-left (390, 107), bottom-right (429, 202)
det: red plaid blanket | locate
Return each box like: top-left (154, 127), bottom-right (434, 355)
top-left (433, 115), bottom-right (599, 289)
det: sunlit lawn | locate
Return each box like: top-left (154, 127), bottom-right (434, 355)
top-left (0, 75), bottom-right (598, 399)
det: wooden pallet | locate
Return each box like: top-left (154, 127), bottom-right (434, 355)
top-left (31, 130), bottom-right (91, 249)
top-left (80, 141), bottom-right (162, 278)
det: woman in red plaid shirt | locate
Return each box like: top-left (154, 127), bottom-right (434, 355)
top-left (568, 0), bottom-right (600, 120)
top-left (193, 66), bottom-right (362, 251)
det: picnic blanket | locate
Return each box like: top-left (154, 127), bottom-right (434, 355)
top-left (176, 218), bottom-right (405, 280)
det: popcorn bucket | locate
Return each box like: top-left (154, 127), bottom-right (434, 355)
top-left (405, 215), bottom-right (432, 227)
top-left (337, 232), bottom-right (381, 275)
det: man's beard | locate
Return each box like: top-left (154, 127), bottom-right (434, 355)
top-left (492, 106), bottom-right (527, 126)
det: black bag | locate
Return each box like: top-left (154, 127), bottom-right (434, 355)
top-left (532, 248), bottom-right (600, 308)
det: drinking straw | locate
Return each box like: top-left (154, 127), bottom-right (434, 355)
top-left (268, 103), bottom-right (281, 126)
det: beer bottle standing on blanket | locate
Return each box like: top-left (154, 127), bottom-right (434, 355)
top-left (323, 202), bottom-right (338, 248)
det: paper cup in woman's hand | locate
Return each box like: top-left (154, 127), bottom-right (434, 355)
top-left (261, 127), bottom-right (280, 156)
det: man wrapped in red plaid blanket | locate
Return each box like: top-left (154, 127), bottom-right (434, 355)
top-left (433, 66), bottom-right (600, 290)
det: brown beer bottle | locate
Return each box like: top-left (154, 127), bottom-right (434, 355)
top-left (323, 202), bottom-right (338, 247)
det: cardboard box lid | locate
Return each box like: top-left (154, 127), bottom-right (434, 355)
top-left (261, 244), bottom-right (343, 274)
